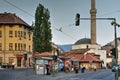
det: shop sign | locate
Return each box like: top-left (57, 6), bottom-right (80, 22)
top-left (36, 59), bottom-right (44, 64)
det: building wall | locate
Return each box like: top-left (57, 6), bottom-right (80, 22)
top-left (0, 24), bottom-right (33, 68)
top-left (72, 44), bottom-right (101, 50)
top-left (72, 44), bottom-right (107, 68)
top-left (80, 62), bottom-right (101, 70)
top-left (87, 49), bottom-right (107, 68)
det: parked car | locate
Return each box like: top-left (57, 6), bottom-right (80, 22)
top-left (1, 63), bottom-right (14, 69)
top-left (112, 66), bottom-right (120, 72)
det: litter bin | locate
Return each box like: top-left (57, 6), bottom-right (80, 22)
top-left (81, 67), bottom-right (85, 73)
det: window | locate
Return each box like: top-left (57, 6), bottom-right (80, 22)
top-left (15, 31), bottom-right (17, 37)
top-left (0, 30), bottom-right (2, 38)
top-left (0, 43), bottom-right (2, 51)
top-left (24, 32), bottom-right (26, 39)
top-left (18, 31), bottom-right (20, 37)
top-left (18, 43), bottom-right (20, 50)
top-left (0, 57), bottom-right (2, 64)
top-left (15, 43), bottom-right (17, 50)
top-left (9, 30), bottom-right (13, 37)
top-left (28, 32), bottom-right (31, 40)
top-left (24, 44), bottom-right (26, 51)
top-left (29, 45), bottom-right (31, 51)
top-left (9, 43), bottom-right (13, 51)
top-left (21, 31), bottom-right (23, 38)
top-left (21, 43), bottom-right (23, 50)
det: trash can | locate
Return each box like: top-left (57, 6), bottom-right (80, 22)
top-left (81, 67), bottom-right (85, 73)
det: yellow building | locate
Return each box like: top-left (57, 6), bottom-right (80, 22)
top-left (0, 12), bottom-right (33, 68)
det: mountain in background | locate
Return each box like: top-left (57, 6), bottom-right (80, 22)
top-left (57, 44), bottom-right (72, 52)
top-left (104, 37), bottom-right (120, 47)
top-left (57, 37), bottom-right (120, 52)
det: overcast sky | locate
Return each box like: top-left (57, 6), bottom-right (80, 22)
top-left (1, 0), bottom-right (120, 46)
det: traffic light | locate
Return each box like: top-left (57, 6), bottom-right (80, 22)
top-left (24, 54), bottom-right (27, 61)
top-left (75, 13), bottom-right (80, 26)
top-left (110, 48), bottom-right (116, 58)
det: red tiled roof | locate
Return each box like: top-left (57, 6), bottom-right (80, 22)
top-left (60, 52), bottom-right (103, 63)
top-left (65, 53), bottom-right (75, 59)
top-left (59, 49), bottom-right (89, 58)
top-left (64, 53), bottom-right (83, 60)
top-left (80, 53), bottom-right (103, 62)
top-left (33, 52), bottom-right (53, 57)
top-left (0, 12), bottom-right (30, 27)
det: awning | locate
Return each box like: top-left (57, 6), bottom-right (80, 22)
top-left (16, 56), bottom-right (23, 58)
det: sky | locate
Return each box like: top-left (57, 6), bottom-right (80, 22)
top-left (0, 0), bottom-right (120, 46)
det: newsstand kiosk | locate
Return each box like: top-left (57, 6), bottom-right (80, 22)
top-left (36, 59), bottom-right (45, 75)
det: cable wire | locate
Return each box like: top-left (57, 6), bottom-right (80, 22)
top-left (53, 26), bottom-right (77, 40)
top-left (4, 0), bottom-right (34, 17)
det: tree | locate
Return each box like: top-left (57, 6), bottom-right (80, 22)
top-left (33, 4), bottom-right (52, 53)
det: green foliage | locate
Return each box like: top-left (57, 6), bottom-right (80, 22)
top-left (33, 4), bottom-right (52, 53)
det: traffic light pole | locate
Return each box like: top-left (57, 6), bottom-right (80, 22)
top-left (80, 18), bottom-right (115, 21)
top-left (111, 19), bottom-right (120, 80)
top-left (115, 19), bottom-right (118, 80)
top-left (76, 16), bottom-right (120, 80)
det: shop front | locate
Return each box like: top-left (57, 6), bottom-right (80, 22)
top-left (16, 55), bottom-right (24, 68)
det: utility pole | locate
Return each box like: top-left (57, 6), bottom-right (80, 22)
top-left (111, 19), bottom-right (120, 80)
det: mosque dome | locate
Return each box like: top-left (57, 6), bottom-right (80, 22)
top-left (74, 38), bottom-right (91, 45)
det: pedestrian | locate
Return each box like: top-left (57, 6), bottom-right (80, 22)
top-left (12, 62), bottom-right (15, 69)
top-left (46, 65), bottom-right (51, 75)
top-left (74, 64), bottom-right (79, 73)
top-left (93, 65), bottom-right (96, 71)
top-left (32, 62), bottom-right (35, 71)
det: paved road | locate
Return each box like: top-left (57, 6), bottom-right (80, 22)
top-left (60, 69), bottom-right (114, 80)
top-left (0, 68), bottom-right (116, 80)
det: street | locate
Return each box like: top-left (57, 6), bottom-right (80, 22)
top-left (60, 69), bottom-right (114, 80)
top-left (0, 68), bottom-right (115, 80)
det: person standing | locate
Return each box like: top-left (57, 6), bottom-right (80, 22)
top-left (46, 65), bottom-right (50, 75)
top-left (12, 61), bottom-right (15, 69)
top-left (93, 65), bottom-right (96, 71)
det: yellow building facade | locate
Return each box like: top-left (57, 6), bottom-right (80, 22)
top-left (0, 13), bottom-right (33, 68)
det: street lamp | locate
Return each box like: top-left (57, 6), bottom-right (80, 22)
top-left (111, 19), bottom-right (120, 80)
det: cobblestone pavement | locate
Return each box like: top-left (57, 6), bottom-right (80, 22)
top-left (0, 68), bottom-right (117, 80)
top-left (26, 69), bottom-right (94, 80)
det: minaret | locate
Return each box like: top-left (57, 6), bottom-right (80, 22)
top-left (90, 0), bottom-right (97, 44)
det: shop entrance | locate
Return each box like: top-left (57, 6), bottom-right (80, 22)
top-left (17, 58), bottom-right (21, 67)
